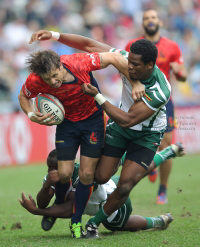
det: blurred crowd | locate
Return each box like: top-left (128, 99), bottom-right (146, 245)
top-left (0, 0), bottom-right (200, 113)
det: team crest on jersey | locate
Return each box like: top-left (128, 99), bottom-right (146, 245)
top-left (90, 132), bottom-right (98, 144)
top-left (144, 94), bottom-right (152, 101)
top-left (157, 51), bottom-right (167, 62)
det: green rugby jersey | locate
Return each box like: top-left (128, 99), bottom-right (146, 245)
top-left (110, 48), bottom-right (171, 132)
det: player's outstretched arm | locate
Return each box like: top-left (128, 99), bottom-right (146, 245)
top-left (18, 90), bottom-right (55, 126)
top-left (82, 83), bottom-right (154, 128)
top-left (99, 52), bottom-right (145, 100)
top-left (19, 192), bottom-right (74, 218)
top-left (36, 170), bottom-right (59, 208)
top-left (29, 30), bottom-right (111, 53)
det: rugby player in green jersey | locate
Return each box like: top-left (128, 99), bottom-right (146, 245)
top-left (19, 142), bottom-right (184, 237)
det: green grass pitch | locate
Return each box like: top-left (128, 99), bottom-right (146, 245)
top-left (0, 154), bottom-right (199, 247)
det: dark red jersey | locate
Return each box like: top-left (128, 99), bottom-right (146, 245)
top-left (22, 52), bottom-right (101, 122)
top-left (125, 36), bottom-right (184, 81)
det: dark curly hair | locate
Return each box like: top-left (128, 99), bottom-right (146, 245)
top-left (130, 39), bottom-right (158, 65)
top-left (47, 149), bottom-right (57, 166)
top-left (26, 50), bottom-right (61, 75)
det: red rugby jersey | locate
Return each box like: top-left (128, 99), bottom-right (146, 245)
top-left (22, 52), bottom-right (101, 122)
top-left (125, 36), bottom-right (183, 81)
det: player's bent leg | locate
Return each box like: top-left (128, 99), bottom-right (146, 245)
top-left (94, 143), bottom-right (126, 184)
top-left (157, 131), bottom-right (173, 205)
top-left (70, 143), bottom-right (101, 239)
top-left (57, 160), bottom-right (74, 184)
top-left (57, 145), bottom-right (79, 184)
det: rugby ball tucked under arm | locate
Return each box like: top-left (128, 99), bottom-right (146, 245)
top-left (34, 94), bottom-right (65, 125)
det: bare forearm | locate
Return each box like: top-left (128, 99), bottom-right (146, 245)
top-left (58, 33), bottom-right (111, 53)
top-left (101, 101), bottom-right (135, 128)
top-left (176, 67), bottom-right (187, 82)
top-left (36, 185), bottom-right (53, 209)
top-left (18, 91), bottom-right (33, 115)
top-left (33, 203), bottom-right (73, 218)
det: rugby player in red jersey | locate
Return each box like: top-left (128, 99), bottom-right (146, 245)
top-left (18, 45), bottom-right (144, 238)
top-left (125, 9), bottom-right (187, 204)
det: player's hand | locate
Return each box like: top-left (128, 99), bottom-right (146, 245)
top-left (29, 112), bottom-right (56, 126)
top-left (130, 80), bottom-right (145, 101)
top-left (82, 83), bottom-right (99, 97)
top-left (169, 62), bottom-right (182, 74)
top-left (18, 192), bottom-right (37, 214)
top-left (29, 30), bottom-right (52, 44)
top-left (46, 170), bottom-right (60, 186)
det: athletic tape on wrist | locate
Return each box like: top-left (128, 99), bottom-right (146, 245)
top-left (50, 31), bottom-right (60, 40)
top-left (28, 112), bottom-right (36, 119)
top-left (94, 93), bottom-right (106, 105)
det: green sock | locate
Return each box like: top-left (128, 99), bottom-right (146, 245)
top-left (153, 146), bottom-right (176, 168)
top-left (88, 207), bottom-right (108, 226)
top-left (144, 216), bottom-right (165, 229)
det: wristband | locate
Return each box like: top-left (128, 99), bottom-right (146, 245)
top-left (28, 112), bottom-right (36, 119)
top-left (94, 93), bottom-right (106, 105)
top-left (50, 31), bottom-right (60, 40)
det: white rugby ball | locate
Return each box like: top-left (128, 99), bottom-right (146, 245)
top-left (34, 94), bottom-right (65, 125)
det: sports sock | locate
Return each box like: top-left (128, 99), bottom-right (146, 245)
top-left (158, 184), bottom-right (167, 195)
top-left (55, 181), bottom-right (71, 204)
top-left (88, 206), bottom-right (108, 226)
top-left (153, 146), bottom-right (176, 168)
top-left (144, 216), bottom-right (165, 229)
top-left (71, 181), bottom-right (94, 224)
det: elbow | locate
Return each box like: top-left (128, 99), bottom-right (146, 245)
top-left (118, 117), bottom-right (136, 128)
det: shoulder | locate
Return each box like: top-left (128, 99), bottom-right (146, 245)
top-left (110, 48), bottom-right (129, 59)
top-left (161, 37), bottom-right (180, 49)
top-left (26, 73), bottom-right (42, 83)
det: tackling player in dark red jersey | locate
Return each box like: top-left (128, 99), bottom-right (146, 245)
top-left (125, 9), bottom-right (187, 204)
top-left (18, 47), bottom-right (140, 238)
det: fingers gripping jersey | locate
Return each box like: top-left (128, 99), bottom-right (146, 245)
top-left (125, 36), bottom-right (184, 81)
top-left (22, 53), bottom-right (101, 122)
top-left (110, 48), bottom-right (171, 132)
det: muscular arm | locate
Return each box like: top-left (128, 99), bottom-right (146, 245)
top-left (36, 182), bottom-right (54, 209)
top-left (99, 52), bottom-right (129, 77)
top-left (100, 99), bottom-right (154, 128)
top-left (19, 192), bottom-right (74, 218)
top-left (29, 30), bottom-right (111, 53)
top-left (18, 90), bottom-right (34, 115)
top-left (82, 83), bottom-right (154, 128)
top-left (58, 33), bottom-right (111, 53)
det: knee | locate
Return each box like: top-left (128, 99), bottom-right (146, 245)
top-left (94, 172), bottom-right (110, 184)
top-left (81, 170), bottom-right (94, 181)
top-left (58, 170), bottom-right (73, 184)
top-left (117, 183), bottom-right (133, 198)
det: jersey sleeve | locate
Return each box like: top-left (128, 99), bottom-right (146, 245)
top-left (22, 74), bottom-right (41, 98)
top-left (69, 52), bottom-right (101, 74)
top-left (142, 82), bottom-right (171, 111)
top-left (170, 42), bottom-right (184, 64)
top-left (109, 48), bottom-right (129, 60)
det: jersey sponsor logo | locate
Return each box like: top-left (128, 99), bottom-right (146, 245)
top-left (87, 54), bottom-right (96, 66)
top-left (144, 94), bottom-right (152, 101)
top-left (90, 132), bottom-right (98, 144)
top-left (56, 140), bottom-right (64, 143)
top-left (24, 85), bottom-right (31, 97)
